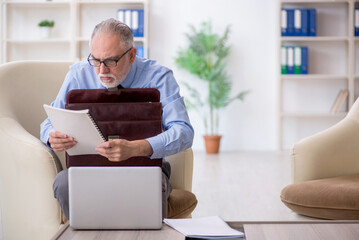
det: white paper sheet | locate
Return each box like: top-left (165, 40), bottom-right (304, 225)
top-left (43, 104), bottom-right (106, 155)
top-left (164, 216), bottom-right (244, 239)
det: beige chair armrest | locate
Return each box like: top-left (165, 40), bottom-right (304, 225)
top-left (0, 117), bottom-right (62, 240)
top-left (166, 148), bottom-right (194, 192)
top-left (291, 117), bottom-right (359, 183)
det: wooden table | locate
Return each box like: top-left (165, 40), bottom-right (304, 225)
top-left (52, 220), bottom-right (359, 240)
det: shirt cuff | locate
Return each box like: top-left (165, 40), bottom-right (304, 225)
top-left (41, 126), bottom-right (54, 148)
top-left (146, 135), bottom-right (164, 159)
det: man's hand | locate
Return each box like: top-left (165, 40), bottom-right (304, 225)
top-left (96, 139), bottom-right (153, 162)
top-left (49, 131), bottom-right (77, 152)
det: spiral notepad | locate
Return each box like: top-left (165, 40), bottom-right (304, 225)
top-left (43, 104), bottom-right (107, 156)
top-left (86, 111), bottom-right (107, 142)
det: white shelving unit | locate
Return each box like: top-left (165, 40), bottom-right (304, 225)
top-left (0, 0), bottom-right (149, 63)
top-left (278, 0), bottom-right (358, 150)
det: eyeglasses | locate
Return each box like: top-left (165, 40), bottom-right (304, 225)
top-left (87, 47), bottom-right (133, 68)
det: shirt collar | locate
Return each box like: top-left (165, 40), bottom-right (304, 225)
top-left (119, 57), bottom-right (137, 88)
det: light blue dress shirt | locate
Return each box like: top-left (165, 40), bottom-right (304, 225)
top-left (40, 57), bottom-right (194, 159)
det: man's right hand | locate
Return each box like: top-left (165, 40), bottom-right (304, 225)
top-left (49, 131), bottom-right (77, 152)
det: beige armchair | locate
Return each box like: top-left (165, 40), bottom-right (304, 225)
top-left (0, 61), bottom-right (197, 240)
top-left (281, 97), bottom-right (359, 219)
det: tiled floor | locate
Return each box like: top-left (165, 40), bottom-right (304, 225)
top-left (191, 150), bottom-right (312, 221)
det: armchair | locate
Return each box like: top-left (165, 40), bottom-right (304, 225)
top-left (280, 97), bottom-right (359, 219)
top-left (0, 61), bottom-right (197, 240)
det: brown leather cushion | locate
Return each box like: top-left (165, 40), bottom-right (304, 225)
top-left (281, 173), bottom-right (359, 220)
top-left (167, 189), bottom-right (198, 218)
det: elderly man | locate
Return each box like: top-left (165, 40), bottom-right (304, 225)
top-left (40, 18), bottom-right (194, 220)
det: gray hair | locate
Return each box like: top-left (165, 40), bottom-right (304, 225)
top-left (90, 18), bottom-right (134, 48)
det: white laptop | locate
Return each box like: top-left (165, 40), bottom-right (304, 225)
top-left (68, 166), bottom-right (162, 230)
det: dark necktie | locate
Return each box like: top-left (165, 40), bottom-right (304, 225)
top-left (108, 84), bottom-right (124, 91)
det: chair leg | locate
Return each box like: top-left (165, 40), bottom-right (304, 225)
top-left (61, 211), bottom-right (67, 224)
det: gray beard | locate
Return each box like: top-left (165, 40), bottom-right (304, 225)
top-left (97, 74), bottom-right (122, 88)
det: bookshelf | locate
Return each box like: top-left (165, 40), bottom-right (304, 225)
top-left (0, 0), bottom-right (148, 63)
top-left (278, 0), bottom-right (357, 150)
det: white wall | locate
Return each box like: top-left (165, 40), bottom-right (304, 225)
top-left (149, 0), bottom-right (278, 151)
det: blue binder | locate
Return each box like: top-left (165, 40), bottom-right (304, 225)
top-left (287, 46), bottom-right (294, 74)
top-left (301, 46), bottom-right (308, 74)
top-left (117, 8), bottom-right (144, 38)
top-left (131, 9), bottom-right (139, 37)
top-left (294, 46), bottom-right (302, 74)
top-left (137, 9), bottom-right (144, 37)
top-left (355, 8), bottom-right (359, 37)
top-left (281, 9), bottom-right (288, 36)
top-left (287, 9), bottom-right (295, 36)
top-left (131, 9), bottom-right (144, 37)
top-left (301, 9), bottom-right (309, 36)
top-left (294, 9), bottom-right (302, 36)
top-left (281, 46), bottom-right (288, 74)
top-left (117, 9), bottom-right (125, 23)
top-left (136, 46), bottom-right (144, 57)
top-left (124, 9), bottom-right (132, 29)
top-left (308, 9), bottom-right (317, 36)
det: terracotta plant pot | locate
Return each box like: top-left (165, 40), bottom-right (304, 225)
top-left (203, 135), bottom-right (222, 154)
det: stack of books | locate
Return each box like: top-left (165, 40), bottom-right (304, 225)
top-left (281, 8), bottom-right (316, 36)
top-left (281, 46), bottom-right (308, 74)
top-left (117, 9), bottom-right (144, 37)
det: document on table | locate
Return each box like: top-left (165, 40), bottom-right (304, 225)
top-left (164, 216), bottom-right (244, 239)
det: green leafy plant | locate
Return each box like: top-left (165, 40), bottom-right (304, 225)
top-left (38, 20), bottom-right (55, 28)
top-left (175, 21), bottom-right (250, 135)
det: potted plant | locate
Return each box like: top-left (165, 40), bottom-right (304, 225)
top-left (38, 20), bottom-right (55, 39)
top-left (175, 21), bottom-right (249, 154)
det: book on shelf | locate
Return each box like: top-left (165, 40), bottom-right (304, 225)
top-left (330, 89), bottom-right (349, 114)
top-left (281, 45), bottom-right (308, 75)
top-left (117, 8), bottom-right (144, 37)
top-left (355, 8), bottom-right (359, 37)
top-left (281, 8), bottom-right (316, 37)
top-left (43, 104), bottom-right (106, 156)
